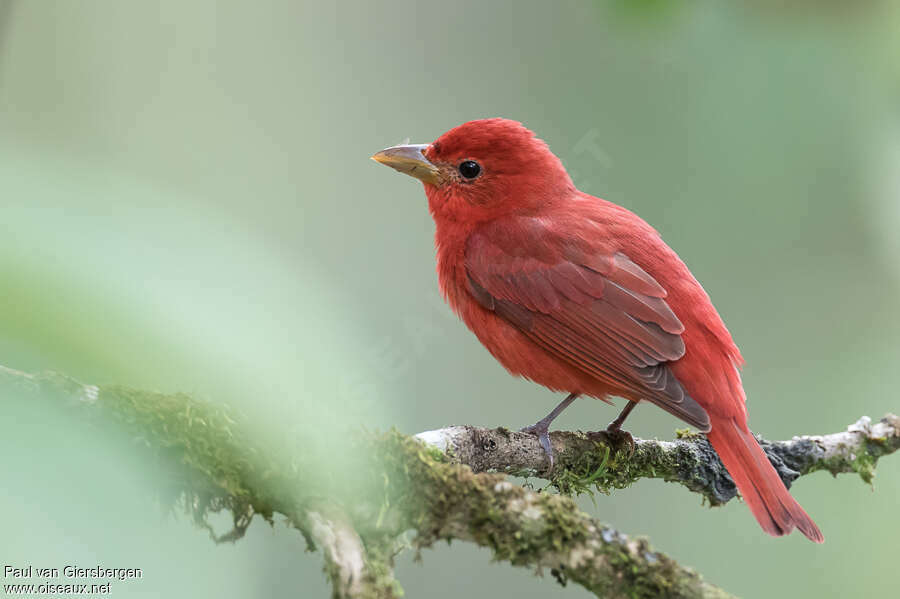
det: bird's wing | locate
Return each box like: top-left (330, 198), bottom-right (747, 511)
top-left (465, 222), bottom-right (710, 431)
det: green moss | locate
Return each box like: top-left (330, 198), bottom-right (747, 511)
top-left (851, 450), bottom-right (878, 486)
top-left (675, 428), bottom-right (703, 440)
top-left (815, 443), bottom-right (879, 486)
top-left (547, 434), bottom-right (705, 503)
top-left (364, 431), bottom-right (728, 597)
top-left (80, 384), bottom-right (408, 596)
top-left (550, 443), bottom-right (611, 495)
top-left (364, 430), bottom-right (582, 564)
top-left (360, 534), bottom-right (406, 598)
top-left (93, 385), bottom-right (290, 534)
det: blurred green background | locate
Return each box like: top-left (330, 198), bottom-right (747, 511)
top-left (1, 1), bottom-right (899, 597)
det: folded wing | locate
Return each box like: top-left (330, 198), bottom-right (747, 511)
top-left (465, 221), bottom-right (710, 431)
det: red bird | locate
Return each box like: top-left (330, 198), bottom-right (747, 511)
top-left (372, 118), bottom-right (823, 542)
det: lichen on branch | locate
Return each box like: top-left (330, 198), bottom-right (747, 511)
top-left (416, 414), bottom-right (900, 504)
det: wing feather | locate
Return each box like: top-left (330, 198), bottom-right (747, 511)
top-left (466, 223), bottom-right (710, 431)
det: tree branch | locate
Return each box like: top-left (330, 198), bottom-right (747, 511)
top-left (299, 504), bottom-right (402, 599)
top-left (3, 365), bottom-right (897, 598)
top-left (382, 438), bottom-right (735, 598)
top-left (417, 415), bottom-right (900, 502)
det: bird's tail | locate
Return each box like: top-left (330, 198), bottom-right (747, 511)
top-left (707, 415), bottom-right (824, 543)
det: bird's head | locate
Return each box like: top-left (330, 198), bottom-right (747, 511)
top-left (372, 118), bottom-right (574, 226)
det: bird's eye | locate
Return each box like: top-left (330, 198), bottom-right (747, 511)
top-left (458, 160), bottom-right (481, 179)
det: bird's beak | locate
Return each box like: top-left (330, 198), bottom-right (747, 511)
top-left (371, 144), bottom-right (443, 184)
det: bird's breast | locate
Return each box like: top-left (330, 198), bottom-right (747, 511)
top-left (435, 232), bottom-right (617, 398)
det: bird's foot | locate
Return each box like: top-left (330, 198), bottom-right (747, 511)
top-left (601, 422), bottom-right (635, 459)
top-left (519, 421), bottom-right (556, 473)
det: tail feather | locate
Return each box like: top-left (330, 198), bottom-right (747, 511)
top-left (707, 416), bottom-right (824, 543)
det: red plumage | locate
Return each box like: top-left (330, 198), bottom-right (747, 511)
top-left (376, 118), bottom-right (823, 542)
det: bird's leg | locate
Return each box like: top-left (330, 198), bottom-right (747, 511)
top-left (520, 392), bottom-right (580, 471)
top-left (603, 400), bottom-right (638, 456)
top-left (606, 400), bottom-right (637, 433)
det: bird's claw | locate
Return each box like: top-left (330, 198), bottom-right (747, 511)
top-left (520, 423), bottom-right (555, 473)
top-left (602, 424), bottom-right (635, 459)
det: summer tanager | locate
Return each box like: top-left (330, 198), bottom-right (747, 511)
top-left (372, 118), bottom-right (823, 542)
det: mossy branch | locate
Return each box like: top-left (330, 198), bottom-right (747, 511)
top-left (3, 365), bottom-right (897, 598)
top-left (416, 414), bottom-right (900, 503)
